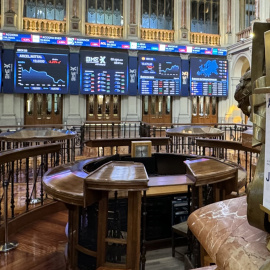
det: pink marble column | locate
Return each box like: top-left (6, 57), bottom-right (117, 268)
top-left (130, 0), bottom-right (136, 24)
top-left (8, 0), bottom-right (14, 12)
top-left (72, 0), bottom-right (79, 18)
top-left (181, 0), bottom-right (187, 28)
top-left (227, 0), bottom-right (231, 33)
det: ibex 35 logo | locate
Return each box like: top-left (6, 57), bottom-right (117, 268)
top-left (86, 56), bottom-right (106, 65)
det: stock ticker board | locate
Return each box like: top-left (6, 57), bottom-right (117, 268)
top-left (139, 55), bottom-right (181, 95)
top-left (190, 58), bottom-right (228, 96)
top-left (15, 49), bottom-right (68, 94)
top-left (80, 51), bottom-right (128, 95)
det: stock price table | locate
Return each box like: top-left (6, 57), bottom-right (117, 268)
top-left (139, 55), bottom-right (181, 95)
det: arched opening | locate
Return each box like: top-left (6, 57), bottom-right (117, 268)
top-left (229, 55), bottom-right (251, 124)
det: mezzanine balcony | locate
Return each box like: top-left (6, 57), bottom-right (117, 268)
top-left (23, 17), bottom-right (66, 34)
top-left (140, 28), bottom-right (175, 42)
top-left (190, 32), bottom-right (221, 46)
top-left (85, 22), bottom-right (123, 38)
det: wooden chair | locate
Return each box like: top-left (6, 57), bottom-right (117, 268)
top-left (171, 221), bottom-right (188, 258)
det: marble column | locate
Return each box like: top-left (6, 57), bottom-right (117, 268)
top-left (8, 0), bottom-right (14, 11)
top-left (180, 0), bottom-right (188, 41)
top-left (128, 0), bottom-right (139, 38)
top-left (227, 0), bottom-right (231, 33)
top-left (0, 94), bottom-right (17, 126)
top-left (4, 0), bottom-right (17, 28)
top-left (130, 0), bottom-right (136, 24)
top-left (255, 0), bottom-right (260, 20)
top-left (181, 0), bottom-right (186, 28)
top-left (70, 0), bottom-right (80, 33)
top-left (72, 0), bottom-right (79, 18)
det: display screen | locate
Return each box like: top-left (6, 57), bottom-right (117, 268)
top-left (0, 32), bottom-right (227, 56)
top-left (138, 55), bottom-right (181, 95)
top-left (14, 49), bottom-right (68, 94)
top-left (190, 58), bottom-right (228, 96)
top-left (80, 51), bottom-right (128, 95)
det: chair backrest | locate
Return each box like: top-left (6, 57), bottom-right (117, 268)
top-left (154, 153), bottom-right (188, 175)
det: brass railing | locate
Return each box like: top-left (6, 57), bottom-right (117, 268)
top-left (85, 23), bottom-right (123, 38)
top-left (23, 18), bottom-right (66, 33)
top-left (190, 32), bottom-right (221, 46)
top-left (236, 26), bottom-right (252, 41)
top-left (140, 28), bottom-right (174, 42)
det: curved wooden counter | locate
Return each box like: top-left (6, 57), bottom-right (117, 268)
top-left (43, 157), bottom-right (103, 206)
top-left (43, 154), bottom-right (248, 270)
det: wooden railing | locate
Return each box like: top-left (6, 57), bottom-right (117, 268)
top-left (236, 26), bottom-right (252, 42)
top-left (85, 23), bottom-right (123, 38)
top-left (190, 32), bottom-right (220, 46)
top-left (23, 18), bottom-right (66, 33)
top-left (196, 138), bottom-right (259, 183)
top-left (0, 128), bottom-right (76, 163)
top-left (141, 28), bottom-right (174, 42)
top-left (0, 144), bottom-right (65, 240)
top-left (0, 122), bottom-right (253, 157)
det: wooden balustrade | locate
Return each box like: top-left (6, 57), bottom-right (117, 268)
top-left (236, 26), bottom-right (252, 41)
top-left (23, 18), bottom-right (66, 33)
top-left (85, 23), bottom-right (123, 38)
top-left (190, 32), bottom-right (220, 46)
top-left (141, 28), bottom-right (174, 42)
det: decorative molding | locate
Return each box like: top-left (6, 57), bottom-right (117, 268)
top-left (70, 17), bottom-right (80, 32)
top-left (4, 10), bottom-right (17, 28)
top-left (180, 54), bottom-right (189, 60)
top-left (227, 54), bottom-right (232, 61)
top-left (69, 46), bottom-right (81, 53)
top-left (180, 27), bottom-right (188, 41)
top-left (2, 41), bottom-right (15, 49)
top-left (128, 50), bottom-right (138, 57)
top-left (128, 24), bottom-right (138, 36)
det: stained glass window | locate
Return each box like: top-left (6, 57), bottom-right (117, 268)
top-left (86, 0), bottom-right (123, 26)
top-left (24, 0), bottom-right (65, 21)
top-left (191, 0), bottom-right (219, 34)
top-left (142, 0), bottom-right (173, 30)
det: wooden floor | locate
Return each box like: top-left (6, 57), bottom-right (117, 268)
top-left (0, 210), bottom-right (184, 270)
top-left (0, 210), bottom-right (68, 270)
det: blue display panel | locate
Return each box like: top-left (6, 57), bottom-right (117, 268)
top-left (14, 48), bottom-right (69, 94)
top-left (138, 55), bottom-right (181, 95)
top-left (0, 32), bottom-right (227, 56)
top-left (80, 51), bottom-right (128, 95)
top-left (2, 48), bottom-right (14, 93)
top-left (190, 58), bottom-right (228, 96)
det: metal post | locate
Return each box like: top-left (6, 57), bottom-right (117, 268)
top-left (30, 156), bottom-right (41, 205)
top-left (0, 179), bottom-right (18, 252)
